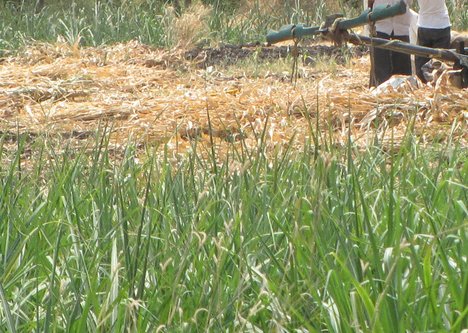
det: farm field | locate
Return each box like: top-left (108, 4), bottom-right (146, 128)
top-left (1, 40), bottom-right (466, 153)
top-left (0, 1), bottom-right (468, 332)
top-left (1, 38), bottom-right (467, 332)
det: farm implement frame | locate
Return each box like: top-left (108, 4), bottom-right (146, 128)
top-left (266, 0), bottom-right (468, 88)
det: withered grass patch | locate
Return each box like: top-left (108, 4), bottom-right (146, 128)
top-left (1, 40), bottom-right (466, 158)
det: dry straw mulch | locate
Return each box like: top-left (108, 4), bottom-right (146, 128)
top-left (0, 40), bottom-right (467, 157)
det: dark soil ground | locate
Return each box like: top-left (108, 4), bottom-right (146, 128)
top-left (184, 43), bottom-right (369, 67)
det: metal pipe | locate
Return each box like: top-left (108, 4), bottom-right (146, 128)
top-left (349, 34), bottom-right (468, 66)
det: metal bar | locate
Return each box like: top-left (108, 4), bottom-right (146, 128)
top-left (266, 0), bottom-right (407, 45)
top-left (350, 34), bottom-right (468, 66)
top-left (338, 0), bottom-right (406, 30)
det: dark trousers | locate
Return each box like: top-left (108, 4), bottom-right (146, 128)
top-left (415, 27), bottom-right (451, 83)
top-left (370, 32), bottom-right (412, 87)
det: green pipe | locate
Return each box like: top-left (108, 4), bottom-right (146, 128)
top-left (266, 0), bottom-right (407, 44)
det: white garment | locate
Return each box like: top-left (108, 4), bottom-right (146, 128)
top-left (417, 0), bottom-right (451, 29)
top-left (374, 0), bottom-right (413, 36)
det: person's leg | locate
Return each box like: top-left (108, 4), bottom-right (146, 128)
top-left (371, 31), bottom-right (392, 86)
top-left (432, 26), bottom-right (451, 49)
top-left (391, 35), bottom-right (412, 75)
top-left (415, 27), bottom-right (432, 82)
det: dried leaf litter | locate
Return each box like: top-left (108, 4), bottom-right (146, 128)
top-left (0, 41), bottom-right (466, 158)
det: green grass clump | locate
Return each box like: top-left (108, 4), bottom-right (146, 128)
top-left (2, 0), bottom-right (465, 52)
top-left (0, 126), bottom-right (466, 332)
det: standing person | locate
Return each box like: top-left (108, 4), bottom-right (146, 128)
top-left (369, 0), bottom-right (413, 87)
top-left (415, 0), bottom-right (451, 83)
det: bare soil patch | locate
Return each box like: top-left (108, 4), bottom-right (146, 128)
top-left (183, 43), bottom-right (368, 67)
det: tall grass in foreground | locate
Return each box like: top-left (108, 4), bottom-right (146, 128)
top-left (0, 125), bottom-right (467, 332)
